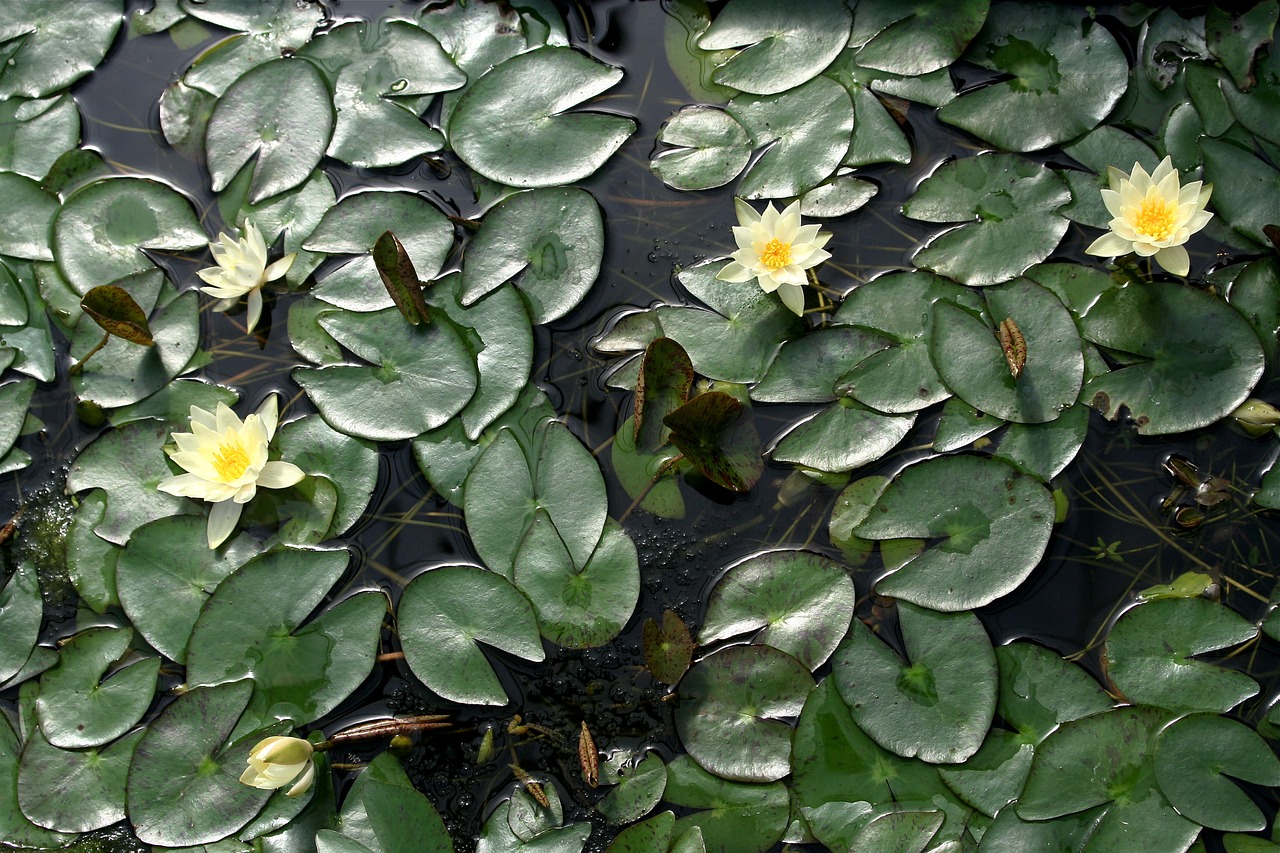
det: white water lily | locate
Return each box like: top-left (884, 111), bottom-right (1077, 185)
top-left (239, 736), bottom-right (315, 797)
top-left (157, 395), bottom-right (305, 548)
top-left (197, 220), bottom-right (295, 332)
top-left (1085, 155), bottom-right (1212, 276)
top-left (716, 198), bottom-right (832, 316)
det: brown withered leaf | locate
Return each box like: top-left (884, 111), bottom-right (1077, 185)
top-left (997, 316), bottom-right (1026, 380)
top-left (578, 722), bottom-right (598, 788)
top-left (373, 230), bottom-right (431, 326)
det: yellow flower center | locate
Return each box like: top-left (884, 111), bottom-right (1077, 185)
top-left (759, 238), bottom-right (792, 271)
top-left (211, 440), bottom-right (250, 482)
top-left (1132, 195), bottom-right (1177, 242)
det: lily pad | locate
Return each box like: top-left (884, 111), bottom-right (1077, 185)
top-left (448, 46), bottom-right (635, 188)
top-left (65, 491), bottom-right (118, 612)
top-left (16, 729), bottom-right (141, 833)
top-left (853, 455), bottom-right (1055, 611)
top-left (34, 626), bottom-right (158, 749)
top-left (398, 565), bottom-right (546, 706)
top-left (752, 326), bottom-right (890, 404)
top-left (1154, 713), bottom-right (1280, 832)
top-left (699, 550), bottom-right (853, 671)
top-left (650, 106), bottom-right (751, 191)
top-left (0, 712), bottom-right (74, 849)
top-left (938, 2), bottom-right (1128, 151)
top-left (904, 153), bottom-right (1070, 286)
top-left (1201, 137), bottom-right (1280, 247)
top-left (767, 398), bottom-right (916, 474)
top-left (1077, 282), bottom-right (1266, 435)
top-left (461, 188), bottom-right (603, 324)
top-left (126, 680), bottom-right (270, 847)
top-left (0, 1), bottom-right (122, 98)
top-left (726, 75), bottom-right (854, 199)
top-left (327, 753), bottom-right (453, 853)
top-left (634, 337), bottom-right (694, 452)
top-left (833, 271), bottom-right (986, 413)
top-left (642, 610), bottom-right (695, 686)
top-left (930, 279), bottom-right (1084, 424)
top-left (0, 561), bottom-right (42, 685)
top-left (833, 603), bottom-right (996, 764)
top-left (995, 642), bottom-right (1112, 744)
top-left (206, 59), bottom-right (334, 203)
top-left (183, 0), bottom-right (322, 97)
top-left (993, 403), bottom-right (1089, 481)
top-left (598, 753), bottom-right (667, 825)
top-left (849, 0), bottom-right (989, 76)
top-left (697, 0), bottom-right (851, 95)
top-left (662, 755), bottom-right (789, 853)
top-left (293, 307), bottom-right (478, 441)
top-left (799, 171), bottom-right (879, 218)
top-left (664, 391), bottom-right (763, 493)
top-left (1104, 597), bottom-right (1259, 713)
top-left (0, 173), bottom-right (56, 261)
top-left (0, 94), bottom-right (80, 181)
top-left (676, 645), bottom-right (814, 782)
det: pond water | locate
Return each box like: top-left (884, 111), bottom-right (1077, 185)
top-left (3, 1), bottom-right (1280, 851)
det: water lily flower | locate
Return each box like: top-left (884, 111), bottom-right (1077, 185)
top-left (716, 198), bottom-right (832, 316)
top-left (239, 736), bottom-right (315, 797)
top-left (1085, 156), bottom-right (1212, 277)
top-left (197, 220), bottom-right (295, 332)
top-left (157, 396), bottom-right (305, 548)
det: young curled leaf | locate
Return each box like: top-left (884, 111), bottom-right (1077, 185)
top-left (373, 230), bottom-right (431, 326)
top-left (997, 316), bottom-right (1026, 380)
top-left (579, 722), bottom-right (599, 788)
top-left (80, 284), bottom-right (153, 346)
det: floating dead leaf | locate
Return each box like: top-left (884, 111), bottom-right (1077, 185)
top-left (80, 284), bottom-right (153, 346)
top-left (579, 722), bottom-right (599, 788)
top-left (663, 391), bottom-right (762, 492)
top-left (634, 337), bottom-right (694, 452)
top-left (997, 316), bottom-right (1025, 380)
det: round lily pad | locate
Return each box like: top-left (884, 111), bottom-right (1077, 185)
top-left (0, 1), bottom-right (122, 98)
top-left (17, 729), bottom-right (141, 833)
top-left (460, 188), bottom-right (603, 325)
top-left (206, 58), bottom-right (335, 203)
top-left (752, 326), bottom-right (891, 405)
top-left (293, 307), bottom-right (478, 442)
top-left (398, 565), bottom-right (545, 706)
top-left (850, 0), bottom-right (989, 76)
top-left (853, 455), bottom-right (1055, 611)
top-left (662, 755), bottom-right (789, 853)
top-left (930, 279), bottom-right (1084, 424)
top-left (698, 0), bottom-right (850, 95)
top-left (650, 106), bottom-right (751, 191)
top-left (1104, 597), bottom-right (1259, 714)
top-left (904, 153), bottom-right (1070, 286)
top-left (448, 46), bottom-right (635, 187)
top-left (833, 603), bottom-right (996, 764)
top-left (1078, 282), bottom-right (1266, 435)
top-left (699, 550), bottom-right (854, 671)
top-left (1154, 713), bottom-right (1280, 832)
top-left (995, 642), bottom-right (1112, 744)
top-left (938, 2), bottom-right (1128, 151)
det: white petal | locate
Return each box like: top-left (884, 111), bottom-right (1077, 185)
top-left (157, 472), bottom-right (214, 498)
top-left (733, 197), bottom-right (760, 227)
top-left (258, 461), bottom-right (305, 489)
top-left (207, 500), bottom-right (242, 548)
top-left (793, 223), bottom-right (822, 245)
top-left (1105, 165), bottom-right (1129, 191)
top-left (264, 253), bottom-right (295, 282)
top-left (731, 225), bottom-right (755, 250)
top-left (1150, 155), bottom-right (1175, 186)
top-left (189, 405), bottom-right (218, 430)
top-left (245, 287), bottom-right (263, 333)
top-left (1100, 188), bottom-right (1124, 218)
top-left (1132, 241), bottom-right (1159, 257)
top-left (716, 261), bottom-right (755, 282)
top-left (760, 202), bottom-right (782, 234)
top-left (1085, 232), bottom-right (1134, 257)
top-left (1155, 244), bottom-right (1190, 276)
top-left (215, 402), bottom-right (244, 435)
top-left (776, 282), bottom-right (806, 316)
top-left (286, 762), bottom-right (315, 797)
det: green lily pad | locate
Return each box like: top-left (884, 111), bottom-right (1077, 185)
top-left (328, 753), bottom-right (453, 853)
top-left (17, 728), bottom-right (141, 833)
top-left (1018, 707), bottom-right (1200, 852)
top-left (461, 188), bottom-right (603, 324)
top-left (936, 728), bottom-right (1034, 819)
top-left (799, 171), bottom-right (879, 217)
top-left (65, 420), bottom-right (194, 545)
top-left (665, 391), bottom-right (763, 493)
top-left (448, 46), bottom-right (635, 188)
top-left (182, 1), bottom-right (322, 96)
top-left (726, 75), bottom-right (854, 199)
top-left (676, 645), bottom-right (814, 782)
top-left (634, 337), bottom-right (694, 452)
top-left (699, 550), bottom-right (853, 671)
top-left (993, 403), bottom-right (1089, 481)
top-left (1, 261), bottom-right (54, 382)
top-left (116, 516), bottom-right (261, 663)
top-left (0, 1), bottom-right (122, 98)
top-left (833, 271), bottom-right (985, 413)
top-left (206, 59), bottom-right (334, 203)
top-left (0, 173), bottom-right (56, 261)
top-left (1154, 713), bottom-right (1280, 832)
top-left (931, 397), bottom-right (1003, 452)
top-left (1220, 44), bottom-right (1280, 146)
top-left (849, 0), bottom-right (989, 76)
top-left (980, 804), bottom-right (1104, 852)
top-left (605, 811), bottom-right (674, 853)
top-left (515, 514), bottom-right (639, 649)
top-left (833, 604), bottom-right (996, 764)
top-left (293, 307), bottom-right (478, 441)
top-left (1226, 258), bottom-right (1280, 372)
top-left (938, 2), bottom-right (1128, 151)
top-left (752, 326), bottom-right (890, 404)
top-left (995, 642), bottom-right (1112, 744)
top-left (930, 279), bottom-right (1083, 424)
top-left (662, 755), bottom-right (789, 853)
top-left (0, 560), bottom-right (42, 685)
top-left (1104, 597), bottom-right (1259, 713)
top-left (34, 626), bottom-right (158, 749)
top-left (464, 421), bottom-right (607, 579)
top-left (299, 21), bottom-right (463, 168)
top-left (65, 491), bottom-right (118, 613)
top-left (642, 610), bottom-right (695, 686)
top-left (0, 379), bottom-right (34, 466)
top-left (398, 565), bottom-right (545, 706)
top-left (1206, 2), bottom-right (1278, 91)
top-left (476, 798), bottom-right (590, 852)
top-left (0, 712), bottom-right (74, 849)
top-left (126, 680), bottom-right (271, 847)
top-left (650, 106), bottom-right (751, 191)
top-left (904, 153), bottom-right (1070, 286)
top-left (828, 476), bottom-right (889, 566)
top-left (53, 177), bottom-right (206, 296)
top-left (1201, 137), bottom-right (1280, 247)
top-left (697, 0), bottom-right (850, 95)
top-left (1077, 282), bottom-right (1266, 435)
top-left (657, 265), bottom-right (804, 383)
top-left (598, 753), bottom-right (667, 825)
top-left (768, 398), bottom-right (916, 474)
top-left (268, 414), bottom-right (378, 539)
top-left (853, 455), bottom-right (1054, 611)
top-left (0, 94), bottom-right (80, 181)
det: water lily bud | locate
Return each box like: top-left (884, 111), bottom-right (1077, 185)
top-left (1231, 398), bottom-right (1280, 436)
top-left (239, 736), bottom-right (315, 797)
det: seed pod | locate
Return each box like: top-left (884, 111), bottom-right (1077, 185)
top-left (579, 722), bottom-right (599, 788)
top-left (509, 763), bottom-right (550, 808)
top-left (997, 317), bottom-right (1026, 380)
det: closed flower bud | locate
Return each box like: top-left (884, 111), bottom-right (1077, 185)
top-left (1231, 398), bottom-right (1280, 436)
top-left (239, 736), bottom-right (316, 797)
